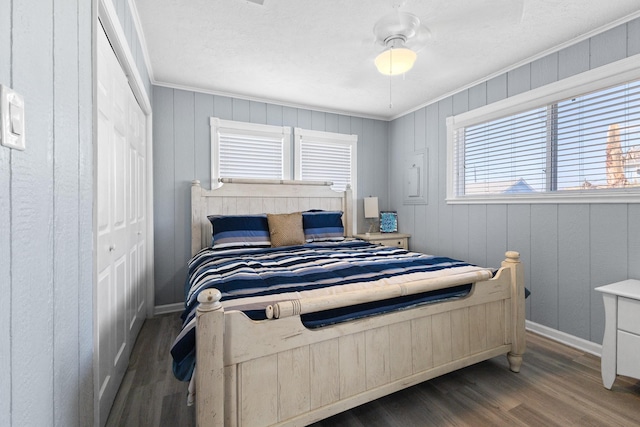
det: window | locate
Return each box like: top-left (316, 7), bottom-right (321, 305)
top-left (447, 55), bottom-right (640, 203)
top-left (210, 123), bottom-right (357, 229)
top-left (210, 117), bottom-right (291, 187)
top-left (294, 127), bottom-right (357, 193)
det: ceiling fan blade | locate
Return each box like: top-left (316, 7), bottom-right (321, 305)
top-left (373, 11), bottom-right (422, 45)
top-left (404, 24), bottom-right (432, 52)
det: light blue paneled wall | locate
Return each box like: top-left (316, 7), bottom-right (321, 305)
top-left (389, 17), bottom-right (640, 345)
top-left (0, 0), bottom-right (93, 426)
top-left (152, 87), bottom-right (389, 305)
top-left (1, 0), bottom-right (151, 425)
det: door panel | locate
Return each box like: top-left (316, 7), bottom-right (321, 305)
top-left (112, 130), bottom-right (127, 233)
top-left (113, 255), bottom-right (127, 368)
top-left (137, 240), bottom-right (146, 316)
top-left (129, 146), bottom-right (137, 225)
top-left (96, 269), bottom-right (112, 400)
top-left (138, 153), bottom-right (145, 221)
top-left (128, 245), bottom-right (138, 331)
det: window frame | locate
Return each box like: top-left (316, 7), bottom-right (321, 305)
top-left (210, 117), bottom-right (292, 188)
top-left (446, 54), bottom-right (640, 204)
top-left (294, 127), bottom-right (358, 228)
top-left (294, 127), bottom-right (358, 192)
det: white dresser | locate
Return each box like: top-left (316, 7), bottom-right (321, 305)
top-left (595, 279), bottom-right (640, 389)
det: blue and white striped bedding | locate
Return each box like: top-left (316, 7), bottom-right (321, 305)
top-left (171, 240), bottom-right (490, 381)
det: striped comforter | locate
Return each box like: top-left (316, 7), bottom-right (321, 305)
top-left (171, 240), bottom-right (490, 381)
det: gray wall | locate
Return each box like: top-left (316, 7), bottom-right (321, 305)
top-left (0, 0), bottom-right (93, 426)
top-left (152, 87), bottom-right (389, 306)
top-left (111, 0), bottom-right (152, 98)
top-left (0, 0), bottom-right (151, 425)
top-left (389, 17), bottom-right (640, 345)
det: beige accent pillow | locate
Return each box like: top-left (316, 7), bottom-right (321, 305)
top-left (267, 212), bottom-right (305, 247)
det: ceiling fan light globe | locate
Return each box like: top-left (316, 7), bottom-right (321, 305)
top-left (375, 47), bottom-right (417, 76)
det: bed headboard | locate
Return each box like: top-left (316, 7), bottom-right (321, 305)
top-left (191, 178), bottom-right (353, 256)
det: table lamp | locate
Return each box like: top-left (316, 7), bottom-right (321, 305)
top-left (364, 196), bottom-right (379, 234)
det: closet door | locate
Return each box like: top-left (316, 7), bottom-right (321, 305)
top-left (96, 25), bottom-right (147, 426)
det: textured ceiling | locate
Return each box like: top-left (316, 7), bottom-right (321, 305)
top-left (133, 0), bottom-right (640, 120)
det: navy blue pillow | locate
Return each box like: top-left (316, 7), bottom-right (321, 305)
top-left (302, 210), bottom-right (345, 242)
top-left (208, 214), bottom-right (271, 249)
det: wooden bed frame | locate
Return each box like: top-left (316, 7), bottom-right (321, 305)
top-left (190, 178), bottom-right (526, 427)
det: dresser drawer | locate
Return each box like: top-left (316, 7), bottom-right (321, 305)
top-left (617, 330), bottom-right (640, 379)
top-left (618, 297), bottom-right (640, 335)
top-left (354, 233), bottom-right (410, 250)
top-left (370, 238), bottom-right (407, 249)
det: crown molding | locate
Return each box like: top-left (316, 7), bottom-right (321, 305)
top-left (153, 80), bottom-right (390, 122)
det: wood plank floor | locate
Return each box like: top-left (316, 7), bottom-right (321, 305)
top-left (107, 314), bottom-right (640, 427)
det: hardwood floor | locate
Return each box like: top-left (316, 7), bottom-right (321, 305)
top-left (107, 314), bottom-right (640, 427)
top-left (106, 314), bottom-right (195, 427)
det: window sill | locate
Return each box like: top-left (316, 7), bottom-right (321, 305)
top-left (446, 189), bottom-right (640, 204)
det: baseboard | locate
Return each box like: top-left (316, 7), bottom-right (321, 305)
top-left (526, 320), bottom-right (602, 357)
top-left (154, 302), bottom-right (184, 316)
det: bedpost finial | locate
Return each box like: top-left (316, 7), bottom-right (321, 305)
top-left (192, 180), bottom-right (201, 186)
top-left (197, 288), bottom-right (222, 312)
top-left (505, 251), bottom-right (520, 262)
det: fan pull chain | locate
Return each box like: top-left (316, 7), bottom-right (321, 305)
top-left (389, 49), bottom-right (393, 109)
top-left (389, 75), bottom-right (393, 109)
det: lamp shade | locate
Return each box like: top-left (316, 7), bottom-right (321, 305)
top-left (364, 197), bottom-right (379, 219)
top-left (375, 47), bottom-right (417, 76)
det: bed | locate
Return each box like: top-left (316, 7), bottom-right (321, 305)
top-left (180, 178), bottom-right (526, 427)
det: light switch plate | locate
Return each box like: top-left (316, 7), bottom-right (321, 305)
top-left (1, 84), bottom-right (26, 150)
top-left (403, 150), bottom-right (427, 205)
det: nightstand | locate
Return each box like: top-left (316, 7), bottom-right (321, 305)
top-left (595, 279), bottom-right (640, 389)
top-left (354, 232), bottom-right (410, 250)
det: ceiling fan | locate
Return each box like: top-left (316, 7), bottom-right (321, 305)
top-left (372, 4), bottom-right (431, 75)
top-left (371, 0), bottom-right (525, 76)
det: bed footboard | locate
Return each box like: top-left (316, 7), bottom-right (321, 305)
top-left (195, 252), bottom-right (526, 427)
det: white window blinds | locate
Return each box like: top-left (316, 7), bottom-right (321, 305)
top-left (218, 132), bottom-right (284, 179)
top-left (457, 107), bottom-right (548, 195)
top-left (556, 81), bottom-right (640, 190)
top-left (294, 128), bottom-right (357, 192)
top-left (449, 74), bottom-right (640, 200)
top-left (210, 118), bottom-right (291, 187)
